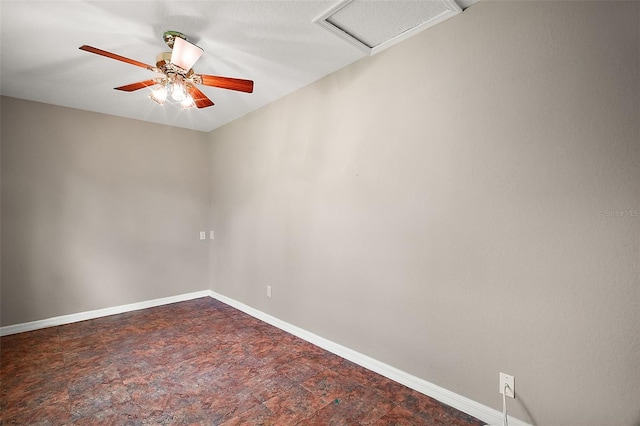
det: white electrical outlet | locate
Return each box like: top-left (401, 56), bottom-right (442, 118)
top-left (199, 231), bottom-right (206, 240)
top-left (210, 230), bottom-right (215, 240)
top-left (500, 373), bottom-right (515, 398)
top-left (266, 285), bottom-right (272, 298)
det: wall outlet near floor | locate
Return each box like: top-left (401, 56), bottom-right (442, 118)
top-left (266, 285), bottom-right (272, 298)
top-left (199, 231), bottom-right (206, 240)
top-left (210, 230), bottom-right (215, 240)
top-left (499, 373), bottom-right (515, 398)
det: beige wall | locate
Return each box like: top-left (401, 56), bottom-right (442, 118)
top-left (208, 2), bottom-right (639, 425)
top-left (1, 97), bottom-right (210, 325)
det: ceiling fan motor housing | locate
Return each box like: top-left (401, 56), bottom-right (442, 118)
top-left (156, 52), bottom-right (194, 76)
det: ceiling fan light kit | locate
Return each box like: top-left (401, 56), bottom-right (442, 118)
top-left (79, 31), bottom-right (254, 110)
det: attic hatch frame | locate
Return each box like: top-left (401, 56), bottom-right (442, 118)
top-left (313, 0), bottom-right (462, 56)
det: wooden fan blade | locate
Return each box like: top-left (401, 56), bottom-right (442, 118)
top-left (198, 75), bottom-right (254, 93)
top-left (79, 45), bottom-right (152, 70)
top-left (188, 85), bottom-right (214, 109)
top-left (114, 79), bottom-right (158, 92)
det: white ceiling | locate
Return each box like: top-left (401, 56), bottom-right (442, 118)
top-left (1, 0), bottom-right (475, 133)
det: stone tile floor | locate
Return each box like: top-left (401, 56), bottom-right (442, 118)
top-left (0, 297), bottom-right (484, 425)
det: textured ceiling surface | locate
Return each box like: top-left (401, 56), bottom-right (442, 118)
top-left (0, 0), bottom-right (474, 133)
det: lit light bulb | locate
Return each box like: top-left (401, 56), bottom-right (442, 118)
top-left (171, 81), bottom-right (187, 102)
top-left (181, 96), bottom-right (195, 110)
top-left (149, 85), bottom-right (167, 105)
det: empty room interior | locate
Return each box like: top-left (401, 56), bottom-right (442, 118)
top-left (1, 1), bottom-right (638, 425)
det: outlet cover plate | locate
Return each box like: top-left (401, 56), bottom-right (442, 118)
top-left (500, 373), bottom-right (515, 398)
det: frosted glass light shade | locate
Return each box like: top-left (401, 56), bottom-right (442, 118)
top-left (171, 82), bottom-right (187, 102)
top-left (181, 96), bottom-right (195, 110)
top-left (149, 85), bottom-right (167, 104)
top-left (171, 37), bottom-right (203, 71)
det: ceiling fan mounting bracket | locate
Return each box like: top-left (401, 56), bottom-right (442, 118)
top-left (162, 31), bottom-right (188, 49)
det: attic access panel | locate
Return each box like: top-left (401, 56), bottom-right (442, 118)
top-left (314, 0), bottom-right (462, 55)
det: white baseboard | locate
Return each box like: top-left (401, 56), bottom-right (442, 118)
top-left (0, 290), bottom-right (212, 337)
top-left (208, 290), bottom-right (531, 426)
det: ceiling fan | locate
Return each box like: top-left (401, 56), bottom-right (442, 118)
top-left (79, 31), bottom-right (254, 110)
